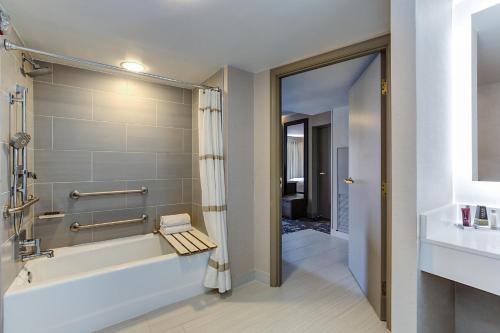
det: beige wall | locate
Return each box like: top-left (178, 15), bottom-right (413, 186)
top-left (0, 33), bottom-right (35, 324)
top-left (32, 64), bottom-right (194, 248)
top-left (224, 66), bottom-right (256, 285)
top-left (253, 70), bottom-right (271, 278)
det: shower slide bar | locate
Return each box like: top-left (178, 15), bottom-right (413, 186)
top-left (70, 214), bottom-right (148, 232)
top-left (3, 40), bottom-right (219, 90)
top-left (69, 186), bottom-right (148, 200)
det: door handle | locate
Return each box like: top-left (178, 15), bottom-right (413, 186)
top-left (344, 177), bottom-right (354, 184)
top-left (319, 172), bottom-right (326, 175)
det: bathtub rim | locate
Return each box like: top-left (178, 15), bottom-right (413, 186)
top-left (4, 233), bottom-right (197, 294)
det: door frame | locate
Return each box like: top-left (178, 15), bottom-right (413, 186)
top-left (269, 34), bottom-right (391, 327)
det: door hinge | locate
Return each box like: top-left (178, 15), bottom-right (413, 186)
top-left (381, 79), bottom-right (388, 96)
top-left (381, 181), bottom-right (388, 196)
top-left (381, 281), bottom-right (387, 296)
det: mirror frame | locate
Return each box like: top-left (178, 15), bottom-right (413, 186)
top-left (283, 118), bottom-right (309, 200)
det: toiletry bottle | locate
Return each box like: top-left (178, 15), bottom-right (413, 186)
top-left (461, 205), bottom-right (471, 227)
top-left (475, 205), bottom-right (489, 227)
top-left (491, 209), bottom-right (497, 230)
top-left (461, 205), bottom-right (471, 226)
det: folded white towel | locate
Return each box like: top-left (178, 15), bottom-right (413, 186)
top-left (160, 213), bottom-right (191, 227)
top-left (161, 224), bottom-right (192, 235)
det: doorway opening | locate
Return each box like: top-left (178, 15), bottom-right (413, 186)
top-left (271, 35), bottom-right (390, 328)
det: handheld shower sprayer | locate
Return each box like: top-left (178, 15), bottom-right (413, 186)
top-left (10, 132), bottom-right (31, 149)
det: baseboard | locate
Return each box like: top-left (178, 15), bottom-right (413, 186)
top-left (232, 270), bottom-right (271, 288)
top-left (232, 271), bottom-right (257, 288)
top-left (332, 230), bottom-right (349, 240)
top-left (254, 270), bottom-right (270, 284)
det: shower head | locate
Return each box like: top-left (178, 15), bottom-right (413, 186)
top-left (10, 132), bottom-right (31, 149)
top-left (23, 67), bottom-right (52, 78)
top-left (21, 55), bottom-right (52, 78)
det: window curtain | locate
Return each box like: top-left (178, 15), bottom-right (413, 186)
top-left (197, 88), bottom-right (231, 293)
top-left (287, 137), bottom-right (304, 179)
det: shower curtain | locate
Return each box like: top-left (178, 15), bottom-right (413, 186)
top-left (198, 88), bottom-right (231, 293)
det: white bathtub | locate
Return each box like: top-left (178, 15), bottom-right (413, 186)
top-left (4, 233), bottom-right (211, 333)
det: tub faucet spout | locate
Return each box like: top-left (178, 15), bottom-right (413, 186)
top-left (19, 238), bottom-right (54, 262)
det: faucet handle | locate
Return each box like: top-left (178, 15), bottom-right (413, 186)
top-left (19, 238), bottom-right (39, 248)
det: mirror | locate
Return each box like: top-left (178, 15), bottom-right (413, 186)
top-left (283, 120), bottom-right (308, 198)
top-left (472, 4), bottom-right (500, 181)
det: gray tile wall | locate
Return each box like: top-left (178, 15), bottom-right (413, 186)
top-left (0, 33), bottom-right (35, 320)
top-left (33, 63), bottom-right (194, 248)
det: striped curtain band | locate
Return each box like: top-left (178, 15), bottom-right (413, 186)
top-left (208, 259), bottom-right (230, 272)
top-left (199, 107), bottom-right (222, 113)
top-left (202, 205), bottom-right (227, 212)
top-left (199, 154), bottom-right (224, 160)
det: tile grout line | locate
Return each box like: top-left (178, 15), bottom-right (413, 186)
top-left (35, 113), bottom-right (189, 130)
top-left (34, 76), bottom-right (185, 105)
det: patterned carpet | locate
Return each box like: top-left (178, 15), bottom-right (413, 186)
top-left (282, 217), bottom-right (331, 234)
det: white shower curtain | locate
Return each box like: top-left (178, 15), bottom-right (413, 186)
top-left (198, 88), bottom-right (231, 293)
top-left (287, 137), bottom-right (304, 180)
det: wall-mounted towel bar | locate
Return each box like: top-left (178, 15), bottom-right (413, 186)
top-left (69, 186), bottom-right (148, 200)
top-left (3, 196), bottom-right (39, 218)
top-left (70, 214), bottom-right (148, 232)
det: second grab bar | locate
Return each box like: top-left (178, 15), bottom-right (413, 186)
top-left (69, 186), bottom-right (148, 200)
top-left (70, 214), bottom-right (148, 232)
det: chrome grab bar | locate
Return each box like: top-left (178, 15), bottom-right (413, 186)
top-left (70, 214), bottom-right (148, 232)
top-left (3, 196), bottom-right (40, 218)
top-left (69, 186), bottom-right (148, 200)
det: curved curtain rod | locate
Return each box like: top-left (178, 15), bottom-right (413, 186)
top-left (3, 39), bottom-right (219, 90)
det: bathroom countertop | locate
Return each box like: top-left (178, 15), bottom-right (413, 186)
top-left (423, 225), bottom-right (500, 261)
top-left (420, 204), bottom-right (500, 296)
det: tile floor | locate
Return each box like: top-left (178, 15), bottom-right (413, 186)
top-left (96, 229), bottom-right (387, 333)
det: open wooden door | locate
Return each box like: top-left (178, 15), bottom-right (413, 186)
top-left (347, 53), bottom-right (385, 320)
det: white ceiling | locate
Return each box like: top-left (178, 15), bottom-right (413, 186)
top-left (0, 0), bottom-right (389, 85)
top-left (473, 3), bottom-right (500, 86)
top-left (281, 54), bottom-right (376, 115)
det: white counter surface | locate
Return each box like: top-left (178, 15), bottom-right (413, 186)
top-left (424, 225), bottom-right (500, 260)
top-left (420, 204), bottom-right (500, 296)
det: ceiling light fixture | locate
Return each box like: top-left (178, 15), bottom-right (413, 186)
top-left (120, 61), bottom-right (145, 72)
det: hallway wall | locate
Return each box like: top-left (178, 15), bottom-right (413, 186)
top-left (331, 107), bottom-right (349, 234)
